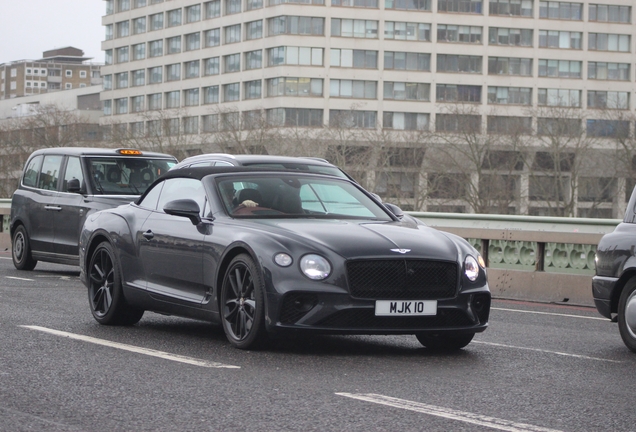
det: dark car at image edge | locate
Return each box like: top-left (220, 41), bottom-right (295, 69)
top-left (79, 166), bottom-right (491, 350)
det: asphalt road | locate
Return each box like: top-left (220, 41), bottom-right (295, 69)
top-left (0, 251), bottom-right (634, 432)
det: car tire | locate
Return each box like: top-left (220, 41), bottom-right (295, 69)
top-left (88, 241), bottom-right (144, 326)
top-left (220, 253), bottom-right (269, 350)
top-left (618, 279), bottom-right (636, 353)
top-left (12, 225), bottom-right (37, 271)
top-left (416, 333), bottom-right (475, 351)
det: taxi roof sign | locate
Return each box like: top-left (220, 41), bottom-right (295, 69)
top-left (117, 149), bottom-right (143, 156)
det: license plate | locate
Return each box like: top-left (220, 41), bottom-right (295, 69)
top-left (375, 300), bottom-right (437, 316)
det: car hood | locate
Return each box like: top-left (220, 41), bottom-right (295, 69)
top-left (244, 219), bottom-right (460, 261)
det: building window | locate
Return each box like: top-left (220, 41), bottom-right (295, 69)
top-left (202, 114), bottom-right (219, 132)
top-left (270, 0), bottom-right (324, 4)
top-left (105, 25), bottom-right (113, 40)
top-left (436, 114), bottom-right (481, 133)
top-left (65, 83), bottom-right (73, 90)
top-left (185, 60), bottom-right (200, 79)
top-left (489, 27), bottom-right (533, 46)
top-left (384, 22), bottom-right (430, 41)
top-left (150, 13), bottom-right (164, 30)
top-left (587, 120), bottom-right (629, 138)
top-left (538, 30), bottom-right (581, 49)
top-left (203, 86), bottom-right (220, 104)
top-left (330, 49), bottom-right (378, 68)
top-left (245, 50), bottom-right (262, 70)
top-left (588, 33), bottom-right (630, 52)
top-left (267, 108), bottom-right (323, 127)
top-left (118, 0), bottom-right (130, 11)
top-left (384, 52), bottom-right (430, 71)
top-left (184, 88), bottom-right (200, 106)
top-left (131, 96), bottom-right (144, 113)
top-left (588, 62), bottom-right (630, 81)
top-left (149, 40), bottom-right (163, 57)
top-left (167, 9), bottom-right (182, 27)
top-left (116, 72), bottom-right (128, 89)
top-left (224, 24), bottom-right (241, 44)
top-left (204, 29), bottom-right (220, 47)
top-left (329, 79), bottom-right (376, 99)
top-left (487, 116), bottom-right (532, 134)
top-left (587, 91), bottom-right (629, 109)
top-left (165, 91), bottom-right (180, 108)
top-left (115, 98), bottom-right (128, 114)
top-left (384, 0), bottom-right (429, 10)
top-left (133, 43), bottom-right (146, 60)
top-left (537, 88), bottom-right (581, 107)
top-left (106, 0), bottom-right (114, 14)
top-left (268, 16), bottom-right (324, 36)
top-left (223, 83), bottom-right (240, 102)
top-left (148, 66), bottom-right (162, 83)
top-left (437, 25), bottom-right (482, 43)
top-left (225, 0), bottom-right (242, 14)
top-left (244, 80), bottom-right (262, 99)
top-left (487, 87), bottom-right (532, 105)
top-left (132, 69), bottom-right (145, 86)
top-left (437, 0), bottom-right (483, 13)
top-left (167, 36), bottom-right (181, 54)
top-left (539, 1), bottom-right (582, 20)
top-left (79, 70), bottom-right (87, 78)
top-left (204, 57), bottom-right (220, 76)
top-left (489, 0), bottom-right (533, 16)
top-left (224, 54), bottom-right (241, 73)
top-left (116, 21), bottom-right (129, 38)
top-left (538, 59), bottom-right (581, 78)
top-left (116, 47), bottom-right (129, 63)
top-left (330, 110), bottom-right (377, 129)
top-left (166, 63), bottom-right (181, 81)
top-left (133, 17), bottom-right (146, 34)
top-left (186, 4), bottom-right (201, 22)
top-left (183, 117), bottom-right (199, 135)
top-left (331, 19), bottom-right (378, 38)
top-left (147, 93), bottom-right (162, 110)
top-left (589, 4), bottom-right (630, 23)
top-left (205, 0), bottom-right (221, 18)
top-left (248, 0), bottom-right (263, 9)
top-left (103, 100), bottom-right (112, 115)
top-left (165, 119), bottom-right (180, 136)
top-left (383, 112), bottom-right (429, 130)
top-left (184, 33), bottom-right (200, 51)
top-left (147, 120), bottom-right (161, 137)
top-left (536, 118), bottom-right (581, 136)
top-left (246, 20), bottom-right (262, 40)
top-left (268, 47), bottom-right (323, 66)
top-left (103, 75), bottom-right (112, 90)
top-left (436, 84), bottom-right (482, 102)
top-left (268, 77), bottom-right (324, 97)
top-left (105, 50), bottom-right (113, 65)
top-left (384, 82), bottom-right (430, 101)
top-left (130, 122), bottom-right (144, 137)
top-left (437, 54), bottom-right (482, 73)
top-left (134, 0), bottom-right (146, 7)
top-left (488, 57), bottom-right (532, 76)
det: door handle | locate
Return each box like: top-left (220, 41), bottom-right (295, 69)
top-left (44, 205), bottom-right (62, 211)
top-left (143, 230), bottom-right (154, 240)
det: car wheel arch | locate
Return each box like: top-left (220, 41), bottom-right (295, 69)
top-left (85, 231), bottom-right (115, 272)
top-left (611, 270), bottom-right (636, 315)
top-left (215, 243), bottom-right (263, 308)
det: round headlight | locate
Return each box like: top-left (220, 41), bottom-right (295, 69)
top-left (274, 253), bottom-right (293, 267)
top-left (300, 254), bottom-right (331, 280)
top-left (464, 255), bottom-right (480, 282)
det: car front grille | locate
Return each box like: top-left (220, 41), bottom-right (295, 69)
top-left (346, 260), bottom-right (458, 300)
top-left (316, 308), bottom-right (474, 329)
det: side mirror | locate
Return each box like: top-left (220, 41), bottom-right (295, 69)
top-left (164, 199), bottom-right (201, 225)
top-left (67, 178), bottom-right (82, 194)
top-left (383, 203), bottom-right (404, 220)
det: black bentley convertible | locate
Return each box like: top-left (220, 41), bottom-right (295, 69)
top-left (80, 166), bottom-right (490, 350)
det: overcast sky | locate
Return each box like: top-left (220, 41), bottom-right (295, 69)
top-left (0, 0), bottom-right (104, 65)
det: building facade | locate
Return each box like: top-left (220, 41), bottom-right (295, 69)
top-left (100, 0), bottom-right (636, 217)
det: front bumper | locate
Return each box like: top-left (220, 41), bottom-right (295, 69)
top-left (592, 275), bottom-right (619, 319)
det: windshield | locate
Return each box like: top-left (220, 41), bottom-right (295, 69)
top-left (87, 157), bottom-right (176, 195)
top-left (242, 163), bottom-right (350, 180)
top-left (212, 174), bottom-right (392, 221)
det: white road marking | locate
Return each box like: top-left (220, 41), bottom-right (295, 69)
top-left (6, 276), bottom-right (34, 282)
top-left (20, 325), bottom-right (240, 369)
top-left (336, 393), bottom-right (562, 432)
top-left (0, 256), bottom-right (12, 260)
top-left (492, 307), bottom-right (606, 321)
top-left (473, 341), bottom-right (622, 363)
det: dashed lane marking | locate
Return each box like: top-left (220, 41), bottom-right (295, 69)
top-left (472, 340), bottom-right (622, 363)
top-left (336, 393), bottom-right (563, 432)
top-left (6, 276), bottom-right (35, 282)
top-left (492, 307), bottom-right (607, 321)
top-left (20, 325), bottom-right (240, 369)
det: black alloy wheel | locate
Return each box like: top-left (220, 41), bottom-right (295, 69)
top-left (416, 332), bottom-right (475, 351)
top-left (618, 278), bottom-right (636, 353)
top-left (12, 225), bottom-right (37, 271)
top-left (88, 241), bottom-right (143, 326)
top-left (221, 254), bottom-right (269, 350)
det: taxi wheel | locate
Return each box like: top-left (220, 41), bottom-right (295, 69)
top-left (416, 333), bottom-right (475, 351)
top-left (221, 254), bottom-right (269, 350)
top-left (88, 241), bottom-right (144, 326)
top-left (12, 225), bottom-right (37, 271)
top-left (618, 279), bottom-right (636, 353)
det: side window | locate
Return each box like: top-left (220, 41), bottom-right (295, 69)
top-left (37, 155), bottom-right (63, 191)
top-left (22, 155), bottom-right (43, 187)
top-left (138, 181), bottom-right (164, 210)
top-left (63, 157), bottom-right (85, 192)
top-left (214, 161), bottom-right (233, 166)
top-left (190, 161), bottom-right (215, 168)
top-left (157, 178), bottom-right (206, 214)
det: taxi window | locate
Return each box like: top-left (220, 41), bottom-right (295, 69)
top-left (63, 157), bottom-right (85, 192)
top-left (37, 155), bottom-right (63, 191)
top-left (22, 155), bottom-right (43, 187)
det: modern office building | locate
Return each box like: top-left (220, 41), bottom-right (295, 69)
top-left (100, 0), bottom-right (636, 216)
top-left (0, 47), bottom-right (103, 100)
